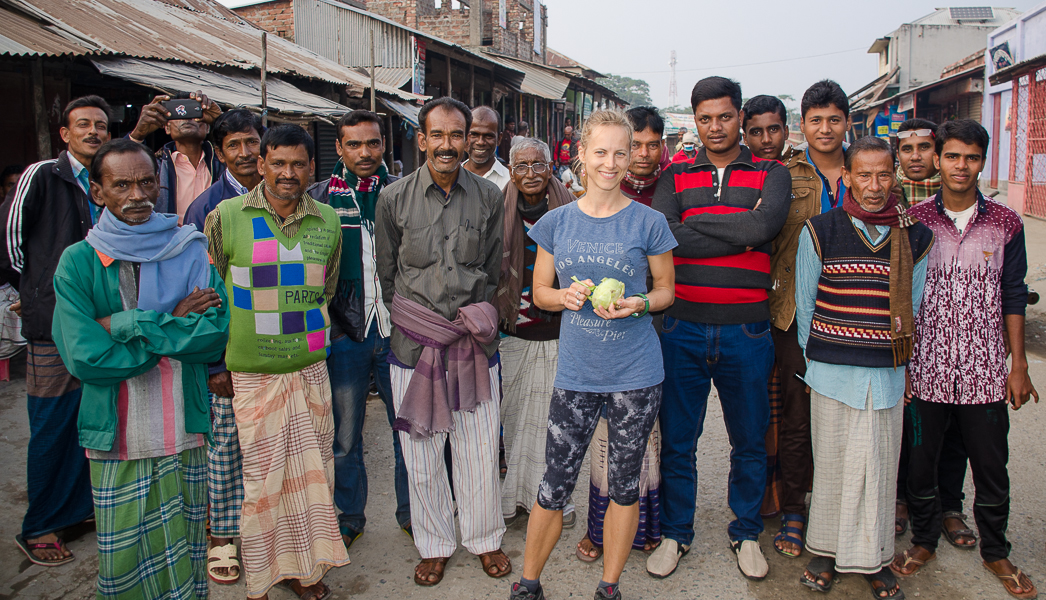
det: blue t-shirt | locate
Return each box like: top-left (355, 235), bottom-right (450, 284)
top-left (527, 201), bottom-right (677, 393)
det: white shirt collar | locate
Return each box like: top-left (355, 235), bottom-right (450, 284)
top-left (224, 168), bottom-right (249, 195)
top-left (68, 153), bottom-right (86, 176)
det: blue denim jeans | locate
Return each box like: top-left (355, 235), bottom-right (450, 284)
top-left (329, 322), bottom-right (410, 534)
top-left (658, 317), bottom-right (773, 544)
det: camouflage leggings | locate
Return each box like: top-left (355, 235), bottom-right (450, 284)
top-left (537, 384), bottom-right (662, 510)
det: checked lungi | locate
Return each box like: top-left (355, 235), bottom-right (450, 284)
top-left (90, 446), bottom-right (208, 600)
top-left (207, 394), bottom-right (243, 538)
top-left (232, 361), bottom-right (349, 598)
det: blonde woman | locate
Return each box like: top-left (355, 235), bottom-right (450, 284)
top-left (508, 110), bottom-right (677, 600)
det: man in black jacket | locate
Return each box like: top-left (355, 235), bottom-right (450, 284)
top-left (307, 110), bottom-right (411, 549)
top-left (0, 95), bottom-right (111, 566)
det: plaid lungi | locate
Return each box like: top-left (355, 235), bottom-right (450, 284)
top-left (760, 363), bottom-right (783, 518)
top-left (587, 417), bottom-right (661, 549)
top-left (207, 393), bottom-right (243, 538)
top-left (806, 389), bottom-right (903, 574)
top-left (232, 361), bottom-right (349, 597)
top-left (90, 446), bottom-right (207, 600)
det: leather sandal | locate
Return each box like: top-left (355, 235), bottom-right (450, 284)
top-left (576, 535), bottom-right (603, 562)
top-left (985, 562), bottom-right (1038, 599)
top-left (414, 556), bottom-right (450, 586)
top-left (942, 511), bottom-right (978, 549)
top-left (478, 548), bottom-right (512, 578)
top-left (890, 548), bottom-right (935, 577)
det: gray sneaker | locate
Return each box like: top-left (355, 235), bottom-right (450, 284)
top-left (509, 582), bottom-right (545, 600)
top-left (594, 584), bottom-right (622, 600)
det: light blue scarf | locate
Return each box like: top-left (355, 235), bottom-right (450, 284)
top-left (85, 210), bottom-right (211, 314)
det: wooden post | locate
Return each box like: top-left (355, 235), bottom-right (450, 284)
top-left (469, 64), bottom-right (475, 107)
top-left (446, 56), bottom-right (452, 99)
top-left (261, 32), bottom-right (268, 127)
top-left (31, 58), bottom-right (51, 160)
top-left (386, 113), bottom-right (394, 169)
top-left (369, 30), bottom-right (376, 113)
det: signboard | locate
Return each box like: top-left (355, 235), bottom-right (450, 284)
top-left (412, 37), bottom-right (426, 96)
top-left (533, 0), bottom-right (542, 55)
top-left (990, 41), bottom-right (1014, 72)
top-left (897, 94), bottom-right (914, 114)
top-left (499, 0), bottom-right (506, 29)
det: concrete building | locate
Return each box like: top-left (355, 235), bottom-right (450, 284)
top-left (984, 1), bottom-right (1046, 215)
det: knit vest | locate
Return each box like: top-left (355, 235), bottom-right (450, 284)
top-left (804, 209), bottom-right (933, 368)
top-left (219, 201), bottom-right (340, 374)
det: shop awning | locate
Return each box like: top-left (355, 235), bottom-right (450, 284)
top-left (482, 53), bottom-right (570, 100)
top-left (379, 97), bottom-right (421, 128)
top-left (92, 57), bottom-right (351, 118)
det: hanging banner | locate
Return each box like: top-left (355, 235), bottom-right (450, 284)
top-left (412, 37), bottom-right (426, 96)
top-left (533, 1), bottom-right (542, 55)
top-left (499, 0), bottom-right (507, 28)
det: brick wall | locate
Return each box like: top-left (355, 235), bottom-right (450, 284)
top-left (233, 0), bottom-right (295, 40)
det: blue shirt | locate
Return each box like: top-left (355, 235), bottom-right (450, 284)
top-left (795, 216), bottom-right (928, 410)
top-left (527, 201), bottom-right (677, 393)
top-left (806, 148), bottom-right (847, 214)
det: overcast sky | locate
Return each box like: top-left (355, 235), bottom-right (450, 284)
top-left (221, 1), bottom-right (1038, 111)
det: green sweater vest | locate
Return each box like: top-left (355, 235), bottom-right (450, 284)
top-left (219, 201), bottom-right (340, 374)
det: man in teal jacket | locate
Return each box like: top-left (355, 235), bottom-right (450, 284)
top-left (52, 138), bottom-right (229, 600)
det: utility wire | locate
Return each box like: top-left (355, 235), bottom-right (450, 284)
top-left (618, 47), bottom-right (867, 75)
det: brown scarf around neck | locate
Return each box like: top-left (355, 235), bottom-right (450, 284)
top-left (842, 189), bottom-right (919, 367)
top-left (494, 176), bottom-right (576, 331)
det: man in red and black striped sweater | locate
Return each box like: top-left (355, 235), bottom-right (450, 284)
top-left (648, 76), bottom-right (791, 582)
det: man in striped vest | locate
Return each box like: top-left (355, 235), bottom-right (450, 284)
top-left (795, 136), bottom-right (933, 600)
top-left (650, 76), bottom-right (791, 581)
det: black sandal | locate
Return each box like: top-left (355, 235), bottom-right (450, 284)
top-left (865, 567), bottom-right (905, 599)
top-left (801, 556), bottom-right (837, 592)
top-left (895, 501), bottom-right (909, 536)
top-left (942, 511), bottom-right (978, 549)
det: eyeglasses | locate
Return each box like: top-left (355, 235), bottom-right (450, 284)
top-left (512, 162), bottom-right (549, 175)
top-left (897, 129), bottom-right (934, 139)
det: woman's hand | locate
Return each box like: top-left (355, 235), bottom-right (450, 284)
top-left (561, 279), bottom-right (593, 312)
top-left (594, 296), bottom-right (645, 320)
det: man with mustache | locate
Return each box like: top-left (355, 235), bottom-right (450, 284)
top-left (182, 108), bottom-right (265, 585)
top-left (896, 119), bottom-right (942, 205)
top-left (376, 96), bottom-right (509, 586)
top-left (204, 125), bottom-right (348, 600)
top-left (0, 95), bottom-right (111, 567)
top-left (51, 137), bottom-right (228, 599)
top-left (650, 76), bottom-right (791, 582)
top-left (895, 120), bottom-right (1038, 600)
top-left (742, 95), bottom-right (789, 161)
top-left (765, 81), bottom-right (851, 559)
top-left (129, 91), bottom-right (223, 223)
top-left (795, 136), bottom-right (932, 600)
top-left (891, 117), bottom-right (973, 550)
top-left (304, 110), bottom-right (413, 554)
top-left (464, 106), bottom-right (511, 190)
top-left (620, 106), bottom-right (666, 207)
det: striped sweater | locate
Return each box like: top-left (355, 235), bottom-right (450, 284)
top-left (652, 146), bottom-right (792, 324)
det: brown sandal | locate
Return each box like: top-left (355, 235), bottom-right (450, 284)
top-left (890, 548), bottom-right (935, 577)
top-left (478, 549), bottom-right (513, 578)
top-left (576, 535), bottom-right (603, 562)
top-left (414, 557), bottom-right (450, 586)
top-left (985, 562), bottom-right (1038, 599)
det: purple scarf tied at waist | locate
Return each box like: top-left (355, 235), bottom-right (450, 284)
top-left (390, 293), bottom-right (498, 440)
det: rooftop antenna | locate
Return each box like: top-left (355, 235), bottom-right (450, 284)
top-left (668, 50), bottom-right (678, 108)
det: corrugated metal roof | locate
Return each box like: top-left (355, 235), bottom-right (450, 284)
top-left (92, 57), bottom-right (351, 118)
top-left (0, 5), bottom-right (96, 56)
top-left (0, 0), bottom-right (424, 102)
top-left (481, 53), bottom-right (569, 100)
top-left (379, 96), bottom-right (420, 128)
top-left (354, 67), bottom-right (413, 90)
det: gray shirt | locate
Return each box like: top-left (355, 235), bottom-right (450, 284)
top-left (376, 164), bottom-right (504, 367)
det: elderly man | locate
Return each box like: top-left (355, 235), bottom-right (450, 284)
top-left (205, 125), bottom-right (348, 600)
top-left (129, 92), bottom-right (223, 222)
top-left (51, 138), bottom-right (229, 599)
top-left (495, 137), bottom-right (575, 527)
top-left (795, 136), bottom-right (933, 600)
top-left (1, 95), bottom-right (111, 566)
top-left (305, 110), bottom-right (412, 551)
top-left (465, 106), bottom-right (511, 190)
top-left (894, 120), bottom-right (1038, 600)
top-left (376, 96), bottom-right (509, 586)
top-left (620, 107), bottom-right (665, 207)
